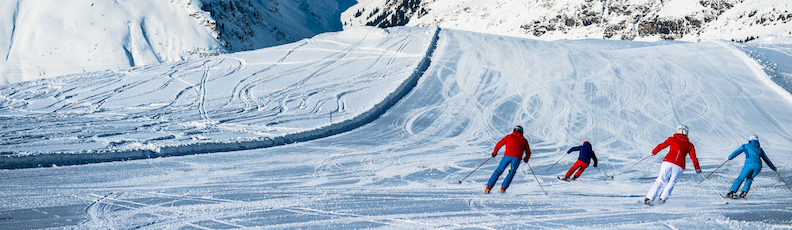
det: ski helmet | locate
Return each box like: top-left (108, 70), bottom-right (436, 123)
top-left (749, 135), bottom-right (759, 142)
top-left (513, 125), bottom-right (524, 134)
top-left (676, 125), bottom-right (689, 135)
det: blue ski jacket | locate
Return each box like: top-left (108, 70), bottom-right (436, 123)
top-left (567, 141), bottom-right (598, 167)
top-left (728, 140), bottom-right (776, 170)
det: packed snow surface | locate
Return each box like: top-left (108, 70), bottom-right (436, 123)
top-left (2, 27), bottom-right (792, 228)
top-left (0, 26), bottom-right (437, 168)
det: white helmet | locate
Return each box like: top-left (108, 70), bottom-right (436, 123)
top-left (749, 135), bottom-right (759, 141)
top-left (676, 125), bottom-right (689, 135)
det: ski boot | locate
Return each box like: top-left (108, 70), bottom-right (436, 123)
top-left (726, 190), bottom-right (736, 199)
top-left (658, 198), bottom-right (665, 204)
top-left (500, 187), bottom-right (506, 193)
top-left (643, 198), bottom-right (652, 205)
top-left (485, 185), bottom-right (492, 194)
top-left (560, 176), bottom-right (569, 181)
top-left (739, 191), bottom-right (747, 199)
top-left (570, 176), bottom-right (577, 181)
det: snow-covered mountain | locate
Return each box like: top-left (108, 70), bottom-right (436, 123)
top-left (3, 27), bottom-right (792, 228)
top-left (0, 0), bottom-right (354, 84)
top-left (343, 0), bottom-right (792, 42)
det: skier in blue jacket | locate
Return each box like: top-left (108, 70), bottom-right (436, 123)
top-left (726, 135), bottom-right (777, 198)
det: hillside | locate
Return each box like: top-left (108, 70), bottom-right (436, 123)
top-left (344, 0), bottom-right (792, 42)
top-left (2, 27), bottom-right (792, 229)
top-left (0, 0), bottom-right (354, 84)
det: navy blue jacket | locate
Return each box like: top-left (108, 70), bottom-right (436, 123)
top-left (568, 141), bottom-right (598, 167)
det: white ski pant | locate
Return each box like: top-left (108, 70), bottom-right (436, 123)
top-left (646, 162), bottom-right (683, 201)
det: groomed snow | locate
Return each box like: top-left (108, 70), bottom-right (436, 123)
top-left (1, 27), bottom-right (792, 229)
top-left (0, 26), bottom-right (438, 169)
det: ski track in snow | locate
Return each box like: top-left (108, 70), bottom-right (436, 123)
top-left (1, 27), bottom-right (792, 229)
top-left (0, 27), bottom-right (438, 169)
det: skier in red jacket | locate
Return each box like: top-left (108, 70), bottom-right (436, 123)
top-left (644, 125), bottom-right (701, 205)
top-left (485, 125), bottom-right (532, 193)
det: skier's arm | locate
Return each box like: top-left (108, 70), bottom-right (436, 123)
top-left (567, 146), bottom-right (582, 154)
top-left (492, 138), bottom-right (507, 157)
top-left (760, 149), bottom-right (777, 171)
top-left (728, 145), bottom-right (745, 160)
top-left (651, 139), bottom-right (671, 155)
top-left (690, 144), bottom-right (701, 172)
top-left (523, 142), bottom-right (532, 162)
top-left (592, 152), bottom-right (598, 167)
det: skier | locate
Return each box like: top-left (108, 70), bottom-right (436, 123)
top-left (725, 135), bottom-right (777, 199)
top-left (644, 125), bottom-right (701, 205)
top-left (485, 125), bottom-right (532, 193)
top-left (560, 141), bottom-right (598, 181)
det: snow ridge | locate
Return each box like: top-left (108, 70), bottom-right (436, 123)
top-left (0, 27), bottom-right (440, 169)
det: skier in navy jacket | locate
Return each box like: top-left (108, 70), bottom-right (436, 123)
top-left (726, 135), bottom-right (777, 198)
top-left (560, 141), bottom-right (598, 180)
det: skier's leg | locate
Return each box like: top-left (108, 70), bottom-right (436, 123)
top-left (487, 158), bottom-right (511, 187)
top-left (646, 163), bottom-right (672, 200)
top-left (564, 165), bottom-right (579, 179)
top-left (659, 164), bottom-right (683, 201)
top-left (742, 166), bottom-right (762, 192)
top-left (573, 161), bottom-right (590, 178)
top-left (565, 160), bottom-right (584, 178)
top-left (730, 166), bottom-right (753, 192)
top-left (502, 157), bottom-right (521, 189)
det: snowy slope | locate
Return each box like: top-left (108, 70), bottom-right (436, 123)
top-left (344, 0), bottom-right (792, 42)
top-left (0, 0), bottom-right (356, 84)
top-left (0, 26), bottom-right (438, 168)
top-left (2, 27), bottom-right (792, 228)
top-left (0, 0), bottom-right (222, 84)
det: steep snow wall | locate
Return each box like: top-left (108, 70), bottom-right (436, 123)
top-left (0, 0), bottom-right (222, 84)
top-left (0, 0), bottom-right (356, 84)
top-left (200, 0), bottom-right (357, 52)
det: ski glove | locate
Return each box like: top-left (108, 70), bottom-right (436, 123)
top-left (492, 152), bottom-right (497, 157)
top-left (696, 169), bottom-right (702, 174)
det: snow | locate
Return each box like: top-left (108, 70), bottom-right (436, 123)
top-left (0, 0), bottom-right (357, 85)
top-left (0, 26), bottom-right (437, 168)
top-left (2, 27), bottom-right (792, 228)
top-left (342, 0), bottom-right (792, 43)
top-left (0, 0), bottom-right (223, 84)
top-left (692, 1), bottom-right (792, 42)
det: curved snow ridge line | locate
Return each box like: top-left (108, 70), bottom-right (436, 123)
top-left (0, 27), bottom-right (441, 170)
top-left (717, 41), bottom-right (792, 105)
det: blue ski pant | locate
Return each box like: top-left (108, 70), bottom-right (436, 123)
top-left (731, 164), bottom-right (762, 192)
top-left (487, 156), bottom-right (521, 189)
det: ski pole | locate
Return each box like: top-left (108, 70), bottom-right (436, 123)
top-left (696, 159), bottom-right (729, 187)
top-left (458, 157), bottom-right (493, 184)
top-left (546, 153), bottom-right (568, 171)
top-left (595, 166), bottom-right (613, 179)
top-left (526, 162), bottom-right (547, 195)
top-left (776, 170), bottom-right (792, 194)
top-left (612, 154), bottom-right (652, 178)
top-left (698, 173), bottom-right (730, 205)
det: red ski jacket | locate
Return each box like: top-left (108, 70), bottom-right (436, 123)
top-left (492, 131), bottom-right (532, 162)
top-left (652, 133), bottom-right (700, 170)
